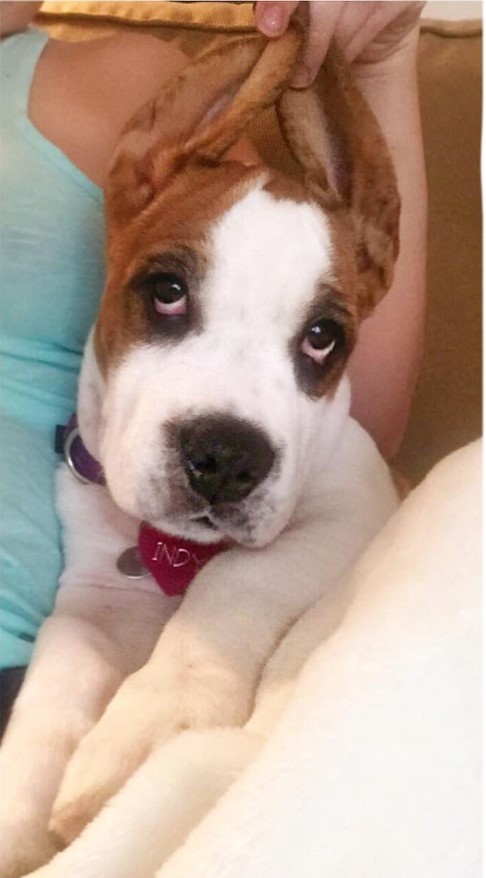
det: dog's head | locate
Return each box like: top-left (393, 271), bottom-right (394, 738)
top-left (80, 27), bottom-right (399, 548)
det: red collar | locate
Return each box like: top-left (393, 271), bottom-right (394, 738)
top-left (138, 522), bottom-right (227, 596)
top-left (57, 415), bottom-right (227, 596)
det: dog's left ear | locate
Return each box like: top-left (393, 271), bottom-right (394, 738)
top-left (107, 28), bottom-right (302, 227)
top-left (277, 46), bottom-right (400, 320)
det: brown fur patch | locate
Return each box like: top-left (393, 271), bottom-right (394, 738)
top-left (95, 161), bottom-right (266, 374)
top-left (95, 28), bottom-right (306, 374)
top-left (263, 171), bottom-right (312, 204)
top-left (277, 45), bottom-right (400, 320)
top-left (94, 30), bottom-right (399, 407)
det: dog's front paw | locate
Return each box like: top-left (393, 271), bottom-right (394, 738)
top-left (50, 671), bottom-right (178, 843)
top-left (0, 739), bottom-right (64, 878)
top-left (49, 727), bottom-right (150, 844)
top-left (50, 645), bottom-right (250, 844)
top-left (0, 820), bottom-right (59, 878)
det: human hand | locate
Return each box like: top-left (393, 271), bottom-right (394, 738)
top-left (255, 1), bottom-right (425, 86)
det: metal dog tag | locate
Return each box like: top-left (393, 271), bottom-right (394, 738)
top-left (117, 546), bottom-right (150, 579)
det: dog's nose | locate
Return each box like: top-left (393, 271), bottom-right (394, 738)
top-left (179, 416), bottom-right (275, 504)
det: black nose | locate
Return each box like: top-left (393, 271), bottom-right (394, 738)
top-left (179, 415), bottom-right (275, 504)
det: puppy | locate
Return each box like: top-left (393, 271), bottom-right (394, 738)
top-left (0, 27), bottom-right (400, 877)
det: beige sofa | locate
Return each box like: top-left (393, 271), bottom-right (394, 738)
top-left (38, 2), bottom-right (482, 484)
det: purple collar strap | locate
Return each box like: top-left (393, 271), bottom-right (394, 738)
top-left (58, 414), bottom-right (105, 486)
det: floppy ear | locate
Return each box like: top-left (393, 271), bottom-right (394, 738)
top-left (277, 45), bottom-right (400, 319)
top-left (107, 28), bottom-right (302, 226)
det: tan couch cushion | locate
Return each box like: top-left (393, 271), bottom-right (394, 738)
top-left (37, 4), bottom-right (482, 483)
top-left (397, 20), bottom-right (482, 482)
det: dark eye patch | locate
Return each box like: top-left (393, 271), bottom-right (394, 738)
top-left (128, 247), bottom-right (205, 340)
top-left (292, 287), bottom-right (355, 398)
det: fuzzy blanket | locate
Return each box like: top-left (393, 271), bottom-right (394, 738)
top-left (158, 439), bottom-right (482, 878)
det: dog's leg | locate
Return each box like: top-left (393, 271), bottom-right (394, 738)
top-left (0, 462), bottom-right (173, 878)
top-left (29, 583), bottom-right (358, 878)
top-left (39, 578), bottom-right (358, 877)
top-left (0, 601), bottom-right (123, 877)
top-left (0, 577), bottom-right (169, 878)
top-left (24, 728), bottom-right (261, 878)
top-left (50, 421), bottom-right (398, 843)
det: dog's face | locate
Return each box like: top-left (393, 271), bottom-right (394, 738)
top-left (94, 169), bottom-right (357, 547)
top-left (81, 32), bottom-right (399, 548)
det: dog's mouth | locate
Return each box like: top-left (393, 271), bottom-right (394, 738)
top-left (193, 514), bottom-right (218, 532)
top-left (186, 499), bottom-right (272, 548)
top-left (173, 505), bottom-right (255, 547)
top-left (189, 509), bottom-right (242, 542)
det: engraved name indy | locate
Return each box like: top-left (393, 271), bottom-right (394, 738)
top-left (152, 541), bottom-right (203, 569)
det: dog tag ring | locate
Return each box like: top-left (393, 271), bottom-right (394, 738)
top-left (117, 546), bottom-right (150, 579)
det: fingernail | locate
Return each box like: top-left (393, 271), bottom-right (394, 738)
top-left (258, 4), bottom-right (285, 36)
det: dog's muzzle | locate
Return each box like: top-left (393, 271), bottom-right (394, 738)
top-left (177, 414), bottom-right (276, 505)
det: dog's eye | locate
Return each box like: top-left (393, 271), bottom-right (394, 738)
top-left (150, 274), bottom-right (188, 316)
top-left (301, 318), bottom-right (343, 365)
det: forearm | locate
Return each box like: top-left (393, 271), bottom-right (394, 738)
top-left (348, 30), bottom-right (427, 460)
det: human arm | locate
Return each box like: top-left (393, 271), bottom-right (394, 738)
top-left (0, 2), bottom-right (42, 37)
top-left (347, 36), bottom-right (426, 461)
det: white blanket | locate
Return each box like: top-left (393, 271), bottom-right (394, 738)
top-left (157, 439), bottom-right (481, 878)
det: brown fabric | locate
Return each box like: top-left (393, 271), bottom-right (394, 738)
top-left (396, 23), bottom-right (482, 482)
top-left (37, 0), bottom-right (256, 44)
top-left (35, 4), bottom-right (482, 483)
top-left (39, 1), bottom-right (255, 32)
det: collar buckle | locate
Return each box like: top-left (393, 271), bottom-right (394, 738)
top-left (57, 414), bottom-right (106, 486)
top-left (64, 424), bottom-right (94, 485)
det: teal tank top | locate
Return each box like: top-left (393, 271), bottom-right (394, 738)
top-left (1, 30), bottom-right (105, 668)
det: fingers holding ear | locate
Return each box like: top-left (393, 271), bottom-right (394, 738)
top-left (337, 1), bottom-right (424, 64)
top-left (254, 1), bottom-right (300, 38)
top-left (293, 1), bottom-right (346, 87)
top-left (255, 1), bottom-right (424, 87)
top-left (255, 1), bottom-right (346, 89)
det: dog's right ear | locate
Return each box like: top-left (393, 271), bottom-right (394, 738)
top-left (107, 29), bottom-right (302, 227)
top-left (277, 45), bottom-right (400, 320)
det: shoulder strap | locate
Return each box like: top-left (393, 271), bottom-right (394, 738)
top-left (1, 29), bottom-right (49, 122)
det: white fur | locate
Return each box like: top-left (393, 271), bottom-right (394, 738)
top-left (0, 186), bottom-right (398, 877)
